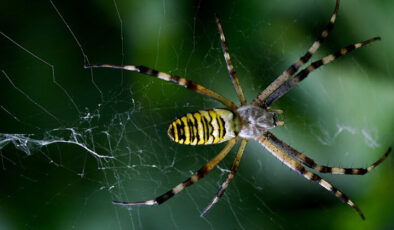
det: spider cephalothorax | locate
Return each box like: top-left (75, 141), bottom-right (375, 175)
top-left (237, 105), bottom-right (280, 139)
top-left (85, 0), bottom-right (390, 220)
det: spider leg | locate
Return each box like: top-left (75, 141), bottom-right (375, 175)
top-left (112, 137), bottom-right (238, 207)
top-left (216, 15), bottom-right (247, 105)
top-left (264, 37), bottom-right (380, 106)
top-left (84, 64), bottom-right (237, 110)
top-left (201, 139), bottom-right (248, 217)
top-left (264, 131), bottom-right (391, 175)
top-left (256, 133), bottom-right (365, 220)
top-left (253, 0), bottom-right (340, 106)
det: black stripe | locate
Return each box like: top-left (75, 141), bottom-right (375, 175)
top-left (311, 60), bottom-right (323, 69)
top-left (136, 65), bottom-right (159, 76)
top-left (136, 65), bottom-right (148, 73)
top-left (192, 113), bottom-right (200, 144)
top-left (299, 166), bottom-right (306, 175)
top-left (178, 120), bottom-right (185, 142)
top-left (217, 114), bottom-right (222, 139)
top-left (356, 168), bottom-right (367, 175)
top-left (263, 80), bottom-right (293, 106)
top-left (287, 64), bottom-right (297, 76)
top-left (296, 69), bottom-right (309, 82)
top-left (201, 115), bottom-right (208, 143)
top-left (220, 117), bottom-right (226, 138)
top-left (300, 51), bottom-right (312, 64)
top-left (329, 187), bottom-right (348, 203)
top-left (303, 158), bottom-right (315, 168)
top-left (207, 111), bottom-right (214, 140)
top-left (344, 168), bottom-right (354, 174)
top-left (185, 81), bottom-right (198, 90)
top-left (325, 22), bottom-right (334, 34)
top-left (155, 190), bottom-right (175, 204)
top-left (320, 167), bottom-right (331, 173)
top-left (187, 116), bottom-right (194, 144)
top-left (196, 165), bottom-right (208, 179)
top-left (223, 44), bottom-right (229, 53)
top-left (331, 45), bottom-right (353, 60)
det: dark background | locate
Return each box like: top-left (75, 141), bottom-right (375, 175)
top-left (1, 0), bottom-right (393, 229)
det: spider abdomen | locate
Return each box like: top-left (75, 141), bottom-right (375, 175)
top-left (168, 109), bottom-right (238, 145)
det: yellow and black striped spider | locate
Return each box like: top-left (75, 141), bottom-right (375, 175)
top-left (85, 0), bottom-right (391, 220)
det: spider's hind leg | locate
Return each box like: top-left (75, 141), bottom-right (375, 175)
top-left (201, 139), bottom-right (248, 217)
top-left (257, 133), bottom-right (366, 220)
top-left (112, 138), bottom-right (238, 207)
top-left (264, 131), bottom-right (391, 175)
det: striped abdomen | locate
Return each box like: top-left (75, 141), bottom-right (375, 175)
top-left (167, 109), bottom-right (239, 145)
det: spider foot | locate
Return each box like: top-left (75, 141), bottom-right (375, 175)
top-left (274, 109), bottom-right (284, 114)
top-left (112, 200), bottom-right (157, 206)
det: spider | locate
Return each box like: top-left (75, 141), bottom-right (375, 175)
top-left (85, 0), bottom-right (391, 220)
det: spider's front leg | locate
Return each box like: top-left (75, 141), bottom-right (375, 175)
top-left (215, 15), bottom-right (247, 106)
top-left (253, 0), bottom-right (340, 106)
top-left (84, 64), bottom-right (237, 110)
top-left (263, 37), bottom-right (381, 106)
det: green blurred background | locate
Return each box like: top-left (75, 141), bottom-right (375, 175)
top-left (1, 0), bottom-right (393, 229)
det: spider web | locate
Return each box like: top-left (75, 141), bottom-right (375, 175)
top-left (1, 0), bottom-right (393, 229)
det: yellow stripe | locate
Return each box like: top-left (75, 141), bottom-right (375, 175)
top-left (201, 111), bottom-right (213, 144)
top-left (168, 109), bottom-right (236, 145)
top-left (181, 116), bottom-right (190, 145)
top-left (208, 110), bottom-right (220, 143)
top-left (172, 121), bottom-right (179, 143)
top-left (187, 113), bottom-right (197, 145)
top-left (193, 112), bottom-right (205, 145)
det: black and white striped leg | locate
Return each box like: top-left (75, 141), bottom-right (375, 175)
top-left (264, 131), bottom-right (391, 175)
top-left (263, 37), bottom-right (380, 106)
top-left (112, 138), bottom-right (238, 207)
top-left (215, 15), bottom-right (247, 105)
top-left (201, 139), bottom-right (248, 217)
top-left (253, 0), bottom-right (340, 106)
top-left (256, 133), bottom-right (365, 220)
top-left (84, 64), bottom-right (237, 110)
